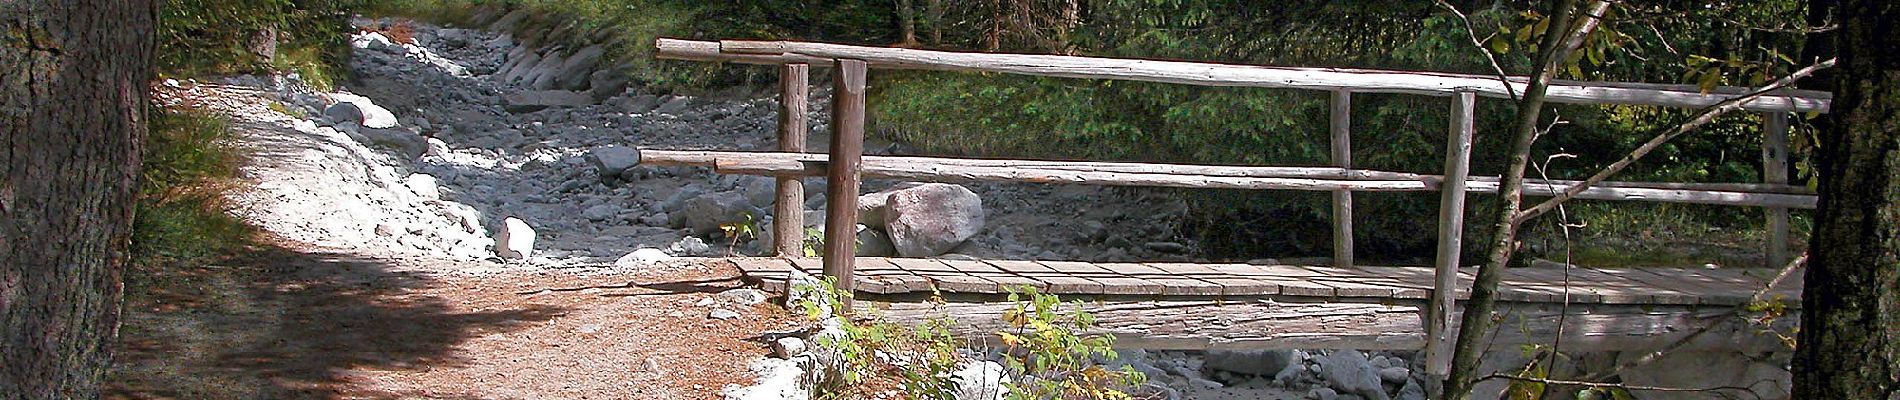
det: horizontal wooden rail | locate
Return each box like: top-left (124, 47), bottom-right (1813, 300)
top-left (638, 150), bottom-right (1817, 209)
top-left (653, 39), bottom-right (1832, 113)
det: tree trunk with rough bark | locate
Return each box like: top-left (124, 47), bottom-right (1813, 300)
top-left (0, 0), bottom-right (157, 397)
top-left (1793, 0), bottom-right (1900, 397)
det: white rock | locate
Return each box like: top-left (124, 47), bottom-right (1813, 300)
top-left (404, 173), bottom-right (439, 200)
top-left (708, 309), bottom-right (740, 320)
top-left (494, 217), bottom-right (536, 259)
top-left (721, 357), bottom-right (809, 400)
top-left (615, 248), bottom-right (673, 267)
top-left (327, 92), bottom-right (399, 129)
top-left (718, 288), bottom-right (768, 306)
top-left (772, 337), bottom-right (806, 359)
top-left (952, 360), bottom-right (1010, 400)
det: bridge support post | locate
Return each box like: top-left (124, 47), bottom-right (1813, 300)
top-left (1331, 89), bottom-right (1354, 268)
top-left (823, 59), bottom-right (869, 301)
top-left (774, 63), bottom-right (810, 257)
top-left (1761, 111), bottom-right (1790, 268)
top-left (1425, 90), bottom-right (1477, 377)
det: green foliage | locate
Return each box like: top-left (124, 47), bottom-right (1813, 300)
top-left (134, 108), bottom-right (256, 264)
top-left (997, 286), bottom-right (1144, 400)
top-left (792, 277), bottom-right (964, 400)
top-left (719, 211), bottom-right (761, 256)
top-left (158, 0), bottom-right (358, 86)
top-left (803, 226), bottom-right (825, 257)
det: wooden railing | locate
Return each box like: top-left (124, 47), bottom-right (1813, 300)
top-left (649, 38), bottom-right (1829, 374)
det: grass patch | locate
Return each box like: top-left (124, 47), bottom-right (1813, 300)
top-left (133, 108), bottom-right (256, 266)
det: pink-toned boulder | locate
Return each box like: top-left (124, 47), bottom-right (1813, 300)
top-left (880, 183), bottom-right (985, 257)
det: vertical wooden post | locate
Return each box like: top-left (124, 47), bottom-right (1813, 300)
top-left (1426, 90), bottom-right (1477, 376)
top-left (824, 59), bottom-right (869, 299)
top-left (1330, 89), bottom-right (1354, 268)
top-left (774, 63), bottom-right (810, 257)
top-left (1762, 111), bottom-right (1791, 268)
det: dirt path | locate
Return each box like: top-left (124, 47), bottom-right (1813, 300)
top-left (107, 240), bottom-right (797, 399)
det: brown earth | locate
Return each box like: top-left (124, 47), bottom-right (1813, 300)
top-left (106, 239), bottom-right (799, 400)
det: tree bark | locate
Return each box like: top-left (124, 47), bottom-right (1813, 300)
top-left (0, 0), bottom-right (157, 398)
top-left (1792, 0), bottom-right (1900, 398)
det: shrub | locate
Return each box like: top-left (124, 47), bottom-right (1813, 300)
top-left (133, 108), bottom-right (255, 264)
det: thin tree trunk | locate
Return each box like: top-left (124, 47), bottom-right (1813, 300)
top-left (896, 0), bottom-right (918, 47)
top-left (926, 0), bottom-right (942, 45)
top-left (0, 0), bottom-right (157, 397)
top-left (1440, 1), bottom-right (1602, 398)
top-left (1792, 0), bottom-right (1900, 397)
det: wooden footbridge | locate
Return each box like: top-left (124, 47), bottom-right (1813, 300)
top-left (643, 39), bottom-right (1828, 371)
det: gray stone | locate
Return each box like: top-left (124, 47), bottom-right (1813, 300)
top-left (494, 217), bottom-right (535, 259)
top-left (1309, 387), bottom-right (1338, 400)
top-left (882, 183), bottom-right (985, 257)
top-left (1205, 349), bottom-right (1293, 376)
top-left (1377, 366), bottom-right (1409, 384)
top-left (718, 288), bottom-right (768, 306)
top-left (1316, 350), bottom-right (1389, 400)
top-left (708, 308), bottom-right (740, 320)
top-left (582, 204), bottom-right (617, 221)
top-left (503, 90), bottom-right (593, 113)
top-left (670, 192), bottom-right (758, 236)
top-left (1143, 241), bottom-right (1190, 254)
top-left (554, 45), bottom-right (606, 90)
top-left (625, 94), bottom-right (660, 113)
top-left (1396, 379), bottom-right (1425, 400)
top-left (671, 236), bottom-right (714, 256)
top-left (586, 145), bottom-right (642, 181)
top-left (587, 68), bottom-right (631, 100)
top-left (772, 336), bottom-right (806, 359)
top-left (855, 225), bottom-right (896, 257)
top-left (653, 95), bottom-right (690, 114)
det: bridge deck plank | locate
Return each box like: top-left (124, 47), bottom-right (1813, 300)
top-left (732, 257), bottom-right (1796, 307)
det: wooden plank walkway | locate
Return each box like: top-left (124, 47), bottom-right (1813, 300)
top-left (722, 257), bottom-right (1802, 307)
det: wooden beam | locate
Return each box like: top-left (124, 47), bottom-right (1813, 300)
top-left (653, 39), bottom-right (1831, 113)
top-left (1331, 89), bottom-right (1354, 268)
top-left (1427, 91), bottom-right (1477, 376)
top-left (1762, 111), bottom-right (1791, 268)
top-left (823, 59), bottom-right (868, 300)
top-left (871, 300), bottom-right (1793, 352)
top-left (639, 150), bottom-right (1819, 208)
top-left (774, 63), bottom-right (809, 257)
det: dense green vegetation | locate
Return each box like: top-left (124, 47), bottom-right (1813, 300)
top-left (314, 1), bottom-right (1818, 263)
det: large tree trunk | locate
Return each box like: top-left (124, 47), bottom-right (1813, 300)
top-left (1793, 0), bottom-right (1900, 397)
top-left (0, 0), bottom-right (157, 397)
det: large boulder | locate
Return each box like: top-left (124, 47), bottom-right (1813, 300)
top-left (1204, 349), bottom-right (1293, 376)
top-left (586, 145), bottom-right (642, 182)
top-left (503, 90), bottom-right (592, 113)
top-left (1316, 350), bottom-right (1389, 400)
top-left (669, 192), bottom-right (760, 236)
top-left (880, 183), bottom-right (984, 257)
top-left (553, 44), bottom-right (606, 90)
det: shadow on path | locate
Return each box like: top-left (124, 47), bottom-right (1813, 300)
top-left (107, 245), bottom-right (565, 399)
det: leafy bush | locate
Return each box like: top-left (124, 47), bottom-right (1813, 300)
top-left (997, 286), bottom-right (1145, 400)
top-left (133, 108), bottom-right (255, 264)
top-left (793, 277), bottom-right (965, 399)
